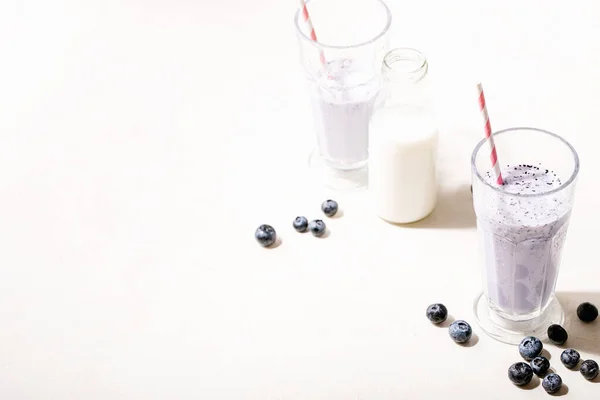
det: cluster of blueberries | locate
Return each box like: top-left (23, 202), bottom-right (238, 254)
top-left (426, 303), bottom-right (473, 343)
top-left (428, 301), bottom-right (599, 395)
top-left (254, 200), bottom-right (339, 247)
top-left (508, 302), bottom-right (599, 394)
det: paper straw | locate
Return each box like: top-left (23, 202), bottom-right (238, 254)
top-left (477, 82), bottom-right (504, 185)
top-left (299, 0), bottom-right (327, 67)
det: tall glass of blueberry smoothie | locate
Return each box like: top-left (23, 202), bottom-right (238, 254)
top-left (472, 128), bottom-right (579, 344)
top-left (294, 0), bottom-right (391, 189)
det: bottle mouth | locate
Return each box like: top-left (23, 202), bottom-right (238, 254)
top-left (383, 48), bottom-right (428, 81)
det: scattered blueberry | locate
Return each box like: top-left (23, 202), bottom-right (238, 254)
top-left (519, 337), bottom-right (543, 361)
top-left (542, 373), bottom-right (562, 394)
top-left (321, 199), bottom-right (339, 217)
top-left (255, 224), bottom-right (277, 247)
top-left (308, 219), bottom-right (326, 237)
top-left (577, 302), bottom-right (598, 322)
top-left (508, 362), bottom-right (534, 386)
top-left (547, 324), bottom-right (568, 345)
top-left (530, 356), bottom-right (550, 377)
top-left (293, 216), bottom-right (308, 232)
top-left (449, 320), bottom-right (472, 343)
top-left (560, 348), bottom-right (580, 369)
top-left (426, 303), bottom-right (448, 324)
top-left (580, 359), bottom-right (599, 380)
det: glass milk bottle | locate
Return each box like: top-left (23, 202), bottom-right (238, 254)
top-left (368, 48), bottom-right (439, 223)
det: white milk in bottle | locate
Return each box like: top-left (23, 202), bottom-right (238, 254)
top-left (369, 48), bottom-right (439, 223)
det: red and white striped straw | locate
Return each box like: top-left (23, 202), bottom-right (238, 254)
top-left (477, 82), bottom-right (504, 185)
top-left (299, 0), bottom-right (327, 66)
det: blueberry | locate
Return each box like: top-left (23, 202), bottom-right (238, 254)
top-left (255, 224), bottom-right (276, 247)
top-left (321, 199), bottom-right (339, 217)
top-left (426, 303), bottom-right (448, 324)
top-left (580, 359), bottom-right (599, 380)
top-left (508, 362), bottom-right (533, 386)
top-left (308, 219), bottom-right (326, 237)
top-left (293, 216), bottom-right (308, 232)
top-left (530, 356), bottom-right (550, 377)
top-left (542, 373), bottom-right (562, 394)
top-left (519, 337), bottom-right (543, 361)
top-left (448, 320), bottom-right (472, 343)
top-left (577, 302), bottom-right (598, 322)
top-left (547, 324), bottom-right (568, 345)
top-left (560, 348), bottom-right (580, 369)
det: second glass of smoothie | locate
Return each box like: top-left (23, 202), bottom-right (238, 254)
top-left (472, 128), bottom-right (579, 344)
top-left (295, 0), bottom-right (391, 189)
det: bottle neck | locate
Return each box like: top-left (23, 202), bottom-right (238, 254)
top-left (383, 48), bottom-right (428, 82)
top-left (381, 48), bottom-right (431, 108)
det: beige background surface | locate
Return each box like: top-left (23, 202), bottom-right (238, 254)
top-left (0, 0), bottom-right (599, 398)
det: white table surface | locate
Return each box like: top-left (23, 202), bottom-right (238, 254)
top-left (1, 0), bottom-right (599, 398)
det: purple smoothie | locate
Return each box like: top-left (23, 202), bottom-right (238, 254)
top-left (477, 164), bottom-right (571, 317)
top-left (308, 59), bottom-right (380, 170)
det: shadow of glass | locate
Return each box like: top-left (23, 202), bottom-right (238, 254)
top-left (555, 292), bottom-right (600, 356)
top-left (396, 184), bottom-right (476, 229)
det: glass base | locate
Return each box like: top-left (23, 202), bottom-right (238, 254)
top-left (473, 293), bottom-right (564, 345)
top-left (308, 149), bottom-right (368, 191)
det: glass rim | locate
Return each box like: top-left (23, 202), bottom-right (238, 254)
top-left (471, 127), bottom-right (580, 198)
top-left (293, 0), bottom-right (392, 50)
